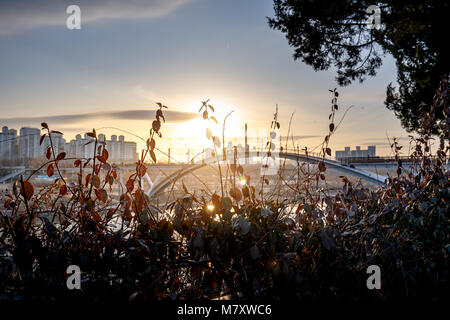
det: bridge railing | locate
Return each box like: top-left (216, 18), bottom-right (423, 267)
top-left (337, 155), bottom-right (430, 164)
top-left (217, 147), bottom-right (328, 161)
top-left (279, 148), bottom-right (327, 159)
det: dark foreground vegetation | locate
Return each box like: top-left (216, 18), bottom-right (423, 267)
top-left (0, 78), bottom-right (448, 301)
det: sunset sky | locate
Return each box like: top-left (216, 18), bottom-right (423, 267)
top-left (0, 0), bottom-right (411, 160)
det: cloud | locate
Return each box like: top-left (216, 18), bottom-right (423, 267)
top-left (0, 109), bottom-right (197, 127)
top-left (0, 0), bottom-right (193, 35)
top-left (280, 135), bottom-right (321, 140)
top-left (361, 136), bottom-right (414, 146)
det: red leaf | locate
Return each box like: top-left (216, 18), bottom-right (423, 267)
top-left (149, 150), bottom-right (157, 163)
top-left (101, 189), bottom-right (108, 202)
top-left (212, 193), bottom-right (221, 208)
top-left (20, 181), bottom-right (34, 201)
top-left (56, 152), bottom-right (66, 161)
top-left (4, 199), bottom-right (12, 209)
top-left (40, 134), bottom-right (46, 145)
top-left (47, 163), bottom-right (54, 177)
top-left (92, 211), bottom-right (102, 222)
top-left (106, 208), bottom-right (115, 220)
top-left (102, 148), bottom-right (109, 161)
top-left (85, 174), bottom-right (92, 187)
top-left (138, 164), bottom-right (147, 177)
top-left (230, 187), bottom-right (242, 202)
top-left (46, 147), bottom-right (52, 160)
top-left (318, 161), bottom-right (326, 172)
top-left (59, 184), bottom-right (68, 196)
top-left (295, 204), bottom-right (305, 215)
top-left (147, 138), bottom-right (155, 150)
top-left (94, 188), bottom-right (102, 201)
top-left (96, 155), bottom-right (106, 164)
top-left (126, 179), bottom-right (134, 192)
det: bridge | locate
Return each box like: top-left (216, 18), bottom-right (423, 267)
top-left (0, 166), bottom-right (26, 184)
top-left (148, 150), bottom-right (387, 198)
top-left (1, 150), bottom-right (388, 195)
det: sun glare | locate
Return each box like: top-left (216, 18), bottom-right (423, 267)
top-left (170, 99), bottom-right (243, 152)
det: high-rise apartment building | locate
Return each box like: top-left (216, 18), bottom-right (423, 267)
top-left (19, 127), bottom-right (41, 159)
top-left (335, 146), bottom-right (376, 160)
top-left (0, 126), bottom-right (18, 161)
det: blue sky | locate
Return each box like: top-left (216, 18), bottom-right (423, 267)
top-left (0, 0), bottom-right (408, 157)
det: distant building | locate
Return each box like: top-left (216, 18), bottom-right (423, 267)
top-left (335, 146), bottom-right (376, 160)
top-left (19, 127), bottom-right (41, 159)
top-left (68, 133), bottom-right (137, 163)
top-left (0, 126), bottom-right (138, 164)
top-left (0, 126), bottom-right (18, 161)
top-left (67, 134), bottom-right (87, 159)
top-left (123, 141), bottom-right (137, 163)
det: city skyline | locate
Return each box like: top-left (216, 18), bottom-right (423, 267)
top-left (0, 125), bottom-right (137, 164)
top-left (0, 124), bottom-right (385, 165)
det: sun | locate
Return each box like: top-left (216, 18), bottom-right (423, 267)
top-left (172, 99), bottom-right (243, 149)
top-left (179, 118), bottom-right (212, 143)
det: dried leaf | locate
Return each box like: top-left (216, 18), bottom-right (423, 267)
top-left (96, 155), bottom-right (106, 164)
top-left (46, 147), bottom-right (52, 160)
top-left (150, 149), bottom-right (157, 163)
top-left (222, 197), bottom-right (232, 210)
top-left (329, 123), bottom-right (335, 132)
top-left (92, 175), bottom-right (100, 188)
top-left (102, 148), bottom-right (109, 160)
top-left (56, 152), bottom-right (66, 161)
top-left (21, 180), bottom-right (34, 201)
top-left (47, 163), bottom-right (54, 177)
top-left (59, 184), bottom-right (68, 196)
